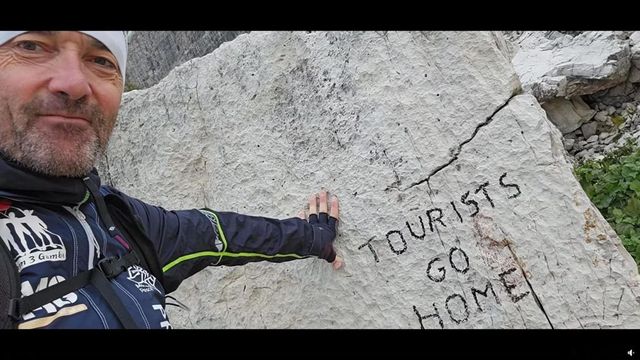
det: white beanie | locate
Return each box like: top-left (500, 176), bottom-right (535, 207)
top-left (0, 31), bottom-right (127, 84)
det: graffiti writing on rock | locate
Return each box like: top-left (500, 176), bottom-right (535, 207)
top-left (358, 172), bottom-right (520, 263)
top-left (356, 172), bottom-right (527, 328)
top-left (413, 245), bottom-right (530, 328)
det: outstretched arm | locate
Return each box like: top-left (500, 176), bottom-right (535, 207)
top-left (200, 189), bottom-right (342, 267)
top-left (114, 185), bottom-right (343, 293)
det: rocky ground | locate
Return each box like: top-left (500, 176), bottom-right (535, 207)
top-left (568, 83), bottom-right (640, 163)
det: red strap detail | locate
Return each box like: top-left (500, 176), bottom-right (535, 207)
top-left (114, 234), bottom-right (131, 250)
top-left (0, 199), bottom-right (11, 212)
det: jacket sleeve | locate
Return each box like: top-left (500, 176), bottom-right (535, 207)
top-left (105, 187), bottom-right (336, 293)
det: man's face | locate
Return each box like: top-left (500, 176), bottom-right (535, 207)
top-left (0, 31), bottom-right (124, 177)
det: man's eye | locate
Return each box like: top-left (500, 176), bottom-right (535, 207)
top-left (93, 56), bottom-right (116, 69)
top-left (16, 41), bottom-right (41, 51)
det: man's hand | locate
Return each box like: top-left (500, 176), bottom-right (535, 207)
top-left (298, 190), bottom-right (344, 270)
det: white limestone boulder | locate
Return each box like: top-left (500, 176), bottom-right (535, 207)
top-left (102, 31), bottom-right (640, 328)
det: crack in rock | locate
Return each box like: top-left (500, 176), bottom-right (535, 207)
top-left (506, 243), bottom-right (555, 329)
top-left (405, 92), bottom-right (519, 191)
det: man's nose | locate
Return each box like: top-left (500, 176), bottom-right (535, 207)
top-left (47, 54), bottom-right (92, 101)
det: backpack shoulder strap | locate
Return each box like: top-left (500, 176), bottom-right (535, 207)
top-left (103, 193), bottom-right (165, 289)
top-left (8, 252), bottom-right (141, 328)
top-left (0, 238), bottom-right (19, 329)
top-left (82, 179), bottom-right (164, 289)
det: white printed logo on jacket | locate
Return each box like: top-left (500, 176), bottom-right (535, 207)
top-left (18, 275), bottom-right (87, 329)
top-left (127, 265), bottom-right (161, 294)
top-left (0, 207), bottom-right (66, 271)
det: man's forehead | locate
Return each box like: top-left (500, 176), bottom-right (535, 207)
top-left (18, 31), bottom-right (110, 51)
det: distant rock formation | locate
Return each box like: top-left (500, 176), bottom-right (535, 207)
top-left (125, 31), bottom-right (247, 89)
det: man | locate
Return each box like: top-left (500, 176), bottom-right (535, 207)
top-left (0, 31), bottom-right (342, 329)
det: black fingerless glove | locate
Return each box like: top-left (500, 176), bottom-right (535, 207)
top-left (308, 212), bottom-right (338, 262)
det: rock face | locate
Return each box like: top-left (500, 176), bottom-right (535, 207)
top-left (512, 32), bottom-right (630, 103)
top-left (506, 31), bottom-right (640, 164)
top-left (125, 31), bottom-right (247, 89)
top-left (102, 31), bottom-right (640, 328)
top-left (541, 96), bottom-right (595, 134)
top-left (627, 32), bottom-right (640, 83)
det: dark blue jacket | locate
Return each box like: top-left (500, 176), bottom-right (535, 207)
top-left (0, 156), bottom-right (335, 329)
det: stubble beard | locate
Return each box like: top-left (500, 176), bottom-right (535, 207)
top-left (0, 95), bottom-right (114, 178)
